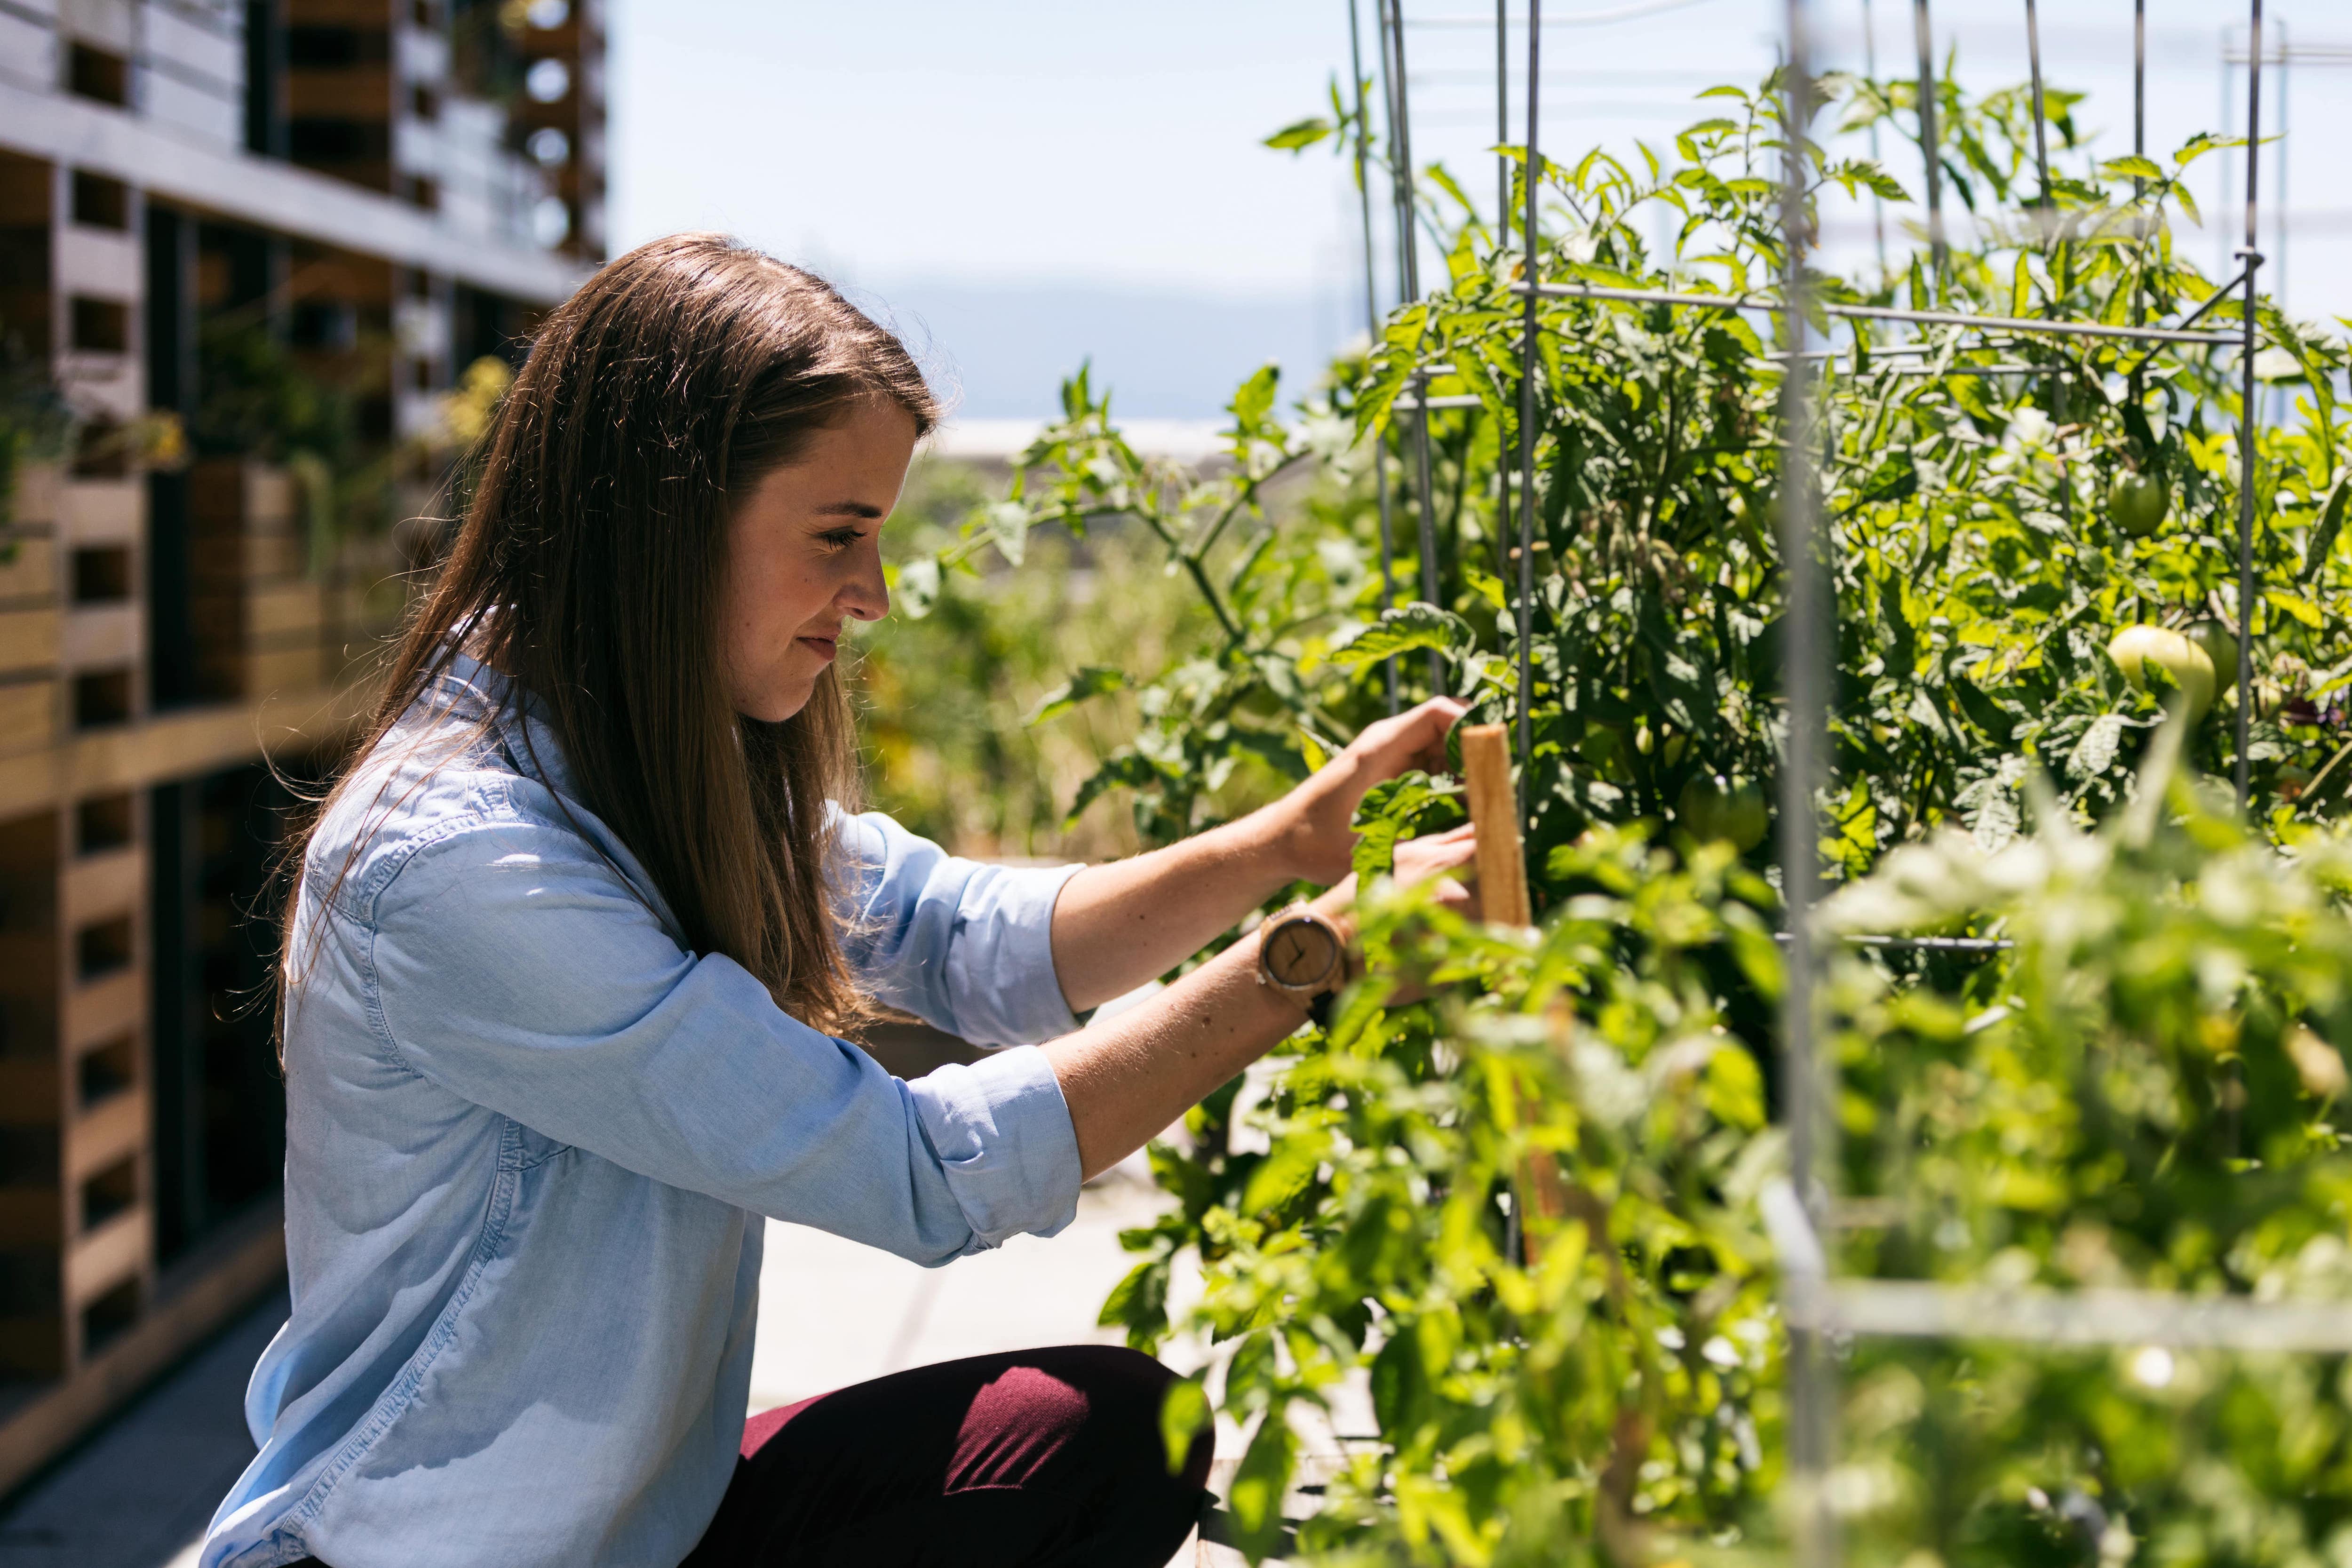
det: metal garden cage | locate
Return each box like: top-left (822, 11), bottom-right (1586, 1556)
top-left (1344, 0), bottom-right (2301, 1560)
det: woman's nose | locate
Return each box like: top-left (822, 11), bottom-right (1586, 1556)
top-left (840, 541), bottom-right (890, 623)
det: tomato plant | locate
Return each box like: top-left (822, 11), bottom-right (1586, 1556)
top-left (893, 61), bottom-right (2352, 1567)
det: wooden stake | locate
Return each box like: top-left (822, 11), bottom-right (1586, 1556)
top-left (1457, 723), bottom-right (1564, 1262)
top-left (1460, 724), bottom-right (1532, 927)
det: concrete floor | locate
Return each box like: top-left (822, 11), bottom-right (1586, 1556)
top-left (0, 1170), bottom-right (1235, 1568)
top-left (0, 1291), bottom-right (287, 1568)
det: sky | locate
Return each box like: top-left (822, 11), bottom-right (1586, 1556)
top-left (608, 0), bottom-right (2351, 421)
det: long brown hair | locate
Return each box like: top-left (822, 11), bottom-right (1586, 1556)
top-left (289, 234), bottom-right (936, 1034)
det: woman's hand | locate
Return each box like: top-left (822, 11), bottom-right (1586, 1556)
top-left (1046, 696), bottom-right (1465, 1014)
top-left (1273, 697), bottom-right (1467, 886)
top-left (1301, 820), bottom-right (1482, 961)
top-left (1393, 820), bottom-right (1480, 917)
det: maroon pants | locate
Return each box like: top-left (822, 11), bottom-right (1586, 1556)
top-left (288, 1346), bottom-right (1209, 1568)
top-left (680, 1345), bottom-right (1212, 1568)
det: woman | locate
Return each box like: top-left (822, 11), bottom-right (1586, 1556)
top-left (202, 234), bottom-right (1478, 1568)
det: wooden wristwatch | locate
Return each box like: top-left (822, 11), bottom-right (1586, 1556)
top-left (1256, 904), bottom-right (1351, 1029)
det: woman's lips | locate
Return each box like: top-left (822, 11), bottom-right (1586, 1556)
top-left (797, 634), bottom-right (838, 662)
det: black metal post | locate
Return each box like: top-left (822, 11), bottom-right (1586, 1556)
top-left (1912, 0), bottom-right (1946, 279)
top-left (1516, 3), bottom-right (1542, 805)
top-left (2023, 0), bottom-right (2053, 228)
top-left (2235, 0), bottom-right (2264, 811)
top-left (1496, 0), bottom-right (1510, 232)
top-left (1349, 0), bottom-right (1402, 714)
top-left (1384, 0), bottom-right (1446, 693)
top-left (2132, 0), bottom-right (2145, 326)
top-left (2021, 0), bottom-right (2074, 530)
top-left (1861, 0), bottom-right (1888, 271)
top-left (1495, 0), bottom-right (1513, 601)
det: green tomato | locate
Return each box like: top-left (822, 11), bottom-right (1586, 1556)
top-left (2106, 623), bottom-right (2216, 721)
top-left (2185, 621), bottom-right (2239, 692)
top-left (1678, 774), bottom-right (1768, 851)
top-left (2107, 471), bottom-right (2170, 539)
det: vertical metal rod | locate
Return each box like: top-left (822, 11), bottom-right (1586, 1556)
top-left (2021, 0), bottom-right (2073, 531)
top-left (1385, 0), bottom-right (1446, 693)
top-left (1500, 0), bottom-right (1543, 1275)
top-left (1495, 0), bottom-right (1514, 599)
top-left (1516, 2), bottom-right (1542, 806)
top-left (1777, 71), bottom-right (1826, 1241)
top-left (1349, 0), bottom-right (1402, 715)
top-left (2023, 0), bottom-right (2053, 227)
top-left (2218, 34), bottom-right (2233, 279)
top-left (1496, 0), bottom-right (1510, 233)
top-left (2275, 21), bottom-right (2288, 321)
top-left (1911, 0), bottom-right (1946, 279)
top-left (2235, 0), bottom-right (2263, 812)
top-left (1376, 0), bottom-right (1407, 302)
top-left (2131, 0), bottom-right (2145, 327)
top-left (1779, 2), bottom-right (1836, 1564)
top-left (1861, 0), bottom-right (1887, 273)
top-left (2132, 0), bottom-right (2145, 176)
top-left (1496, 0), bottom-right (1515, 602)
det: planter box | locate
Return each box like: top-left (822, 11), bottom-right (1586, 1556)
top-left (0, 534), bottom-right (55, 600)
top-left (0, 607), bottom-right (59, 677)
top-left (0, 677), bottom-right (60, 752)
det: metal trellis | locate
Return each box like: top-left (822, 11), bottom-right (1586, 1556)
top-left (1432, 0), bottom-right (2282, 1553)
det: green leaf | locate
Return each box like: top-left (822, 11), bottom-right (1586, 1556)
top-left (1263, 116), bottom-right (1336, 152)
top-left (1027, 665), bottom-right (1127, 726)
top-left (1158, 1378), bottom-right (1209, 1476)
top-left (1227, 362), bottom-right (1280, 439)
top-left (1704, 1042), bottom-right (1766, 1130)
top-left (2099, 154), bottom-right (2163, 182)
top-left (1098, 1258), bottom-right (1169, 1348)
top-left (2304, 475), bottom-right (2350, 582)
top-left (1227, 1412), bottom-right (1297, 1553)
top-left (1241, 1130), bottom-right (1326, 1214)
top-left (1329, 601), bottom-right (1472, 669)
top-left (2265, 588), bottom-right (2325, 629)
top-left (1065, 751), bottom-right (1166, 827)
top-left (1350, 772), bottom-right (1465, 882)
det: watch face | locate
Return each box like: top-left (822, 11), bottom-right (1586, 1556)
top-left (1265, 915), bottom-right (1341, 991)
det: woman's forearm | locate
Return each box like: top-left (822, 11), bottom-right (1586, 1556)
top-left (1041, 919), bottom-right (1315, 1180)
top-left (1041, 826), bottom-right (1479, 1181)
top-left (1047, 809), bottom-right (1302, 1013)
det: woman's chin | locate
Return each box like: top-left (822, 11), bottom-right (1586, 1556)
top-left (734, 679), bottom-right (818, 724)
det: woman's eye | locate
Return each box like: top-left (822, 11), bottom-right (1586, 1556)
top-left (818, 528), bottom-right (862, 551)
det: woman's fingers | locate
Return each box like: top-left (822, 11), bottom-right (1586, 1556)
top-left (1393, 821), bottom-right (1479, 888)
top-left (1346, 696), bottom-right (1467, 780)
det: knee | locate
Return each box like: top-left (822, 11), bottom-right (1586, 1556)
top-left (1051, 1345), bottom-right (1212, 1490)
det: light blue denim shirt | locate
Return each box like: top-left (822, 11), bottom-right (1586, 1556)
top-left (201, 657), bottom-right (1087, 1568)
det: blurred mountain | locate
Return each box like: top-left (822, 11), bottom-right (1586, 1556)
top-left (850, 280), bottom-right (1352, 421)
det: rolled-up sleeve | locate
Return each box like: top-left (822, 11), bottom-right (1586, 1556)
top-left (836, 812), bottom-right (1085, 1047)
top-left (366, 819), bottom-right (1081, 1260)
